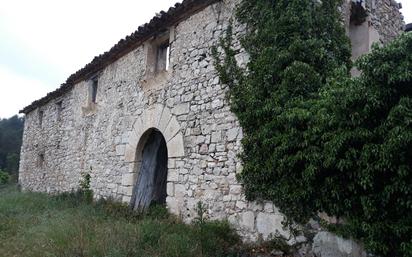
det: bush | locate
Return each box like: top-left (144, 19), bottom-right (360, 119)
top-left (79, 172), bottom-right (93, 203)
top-left (0, 170), bottom-right (10, 184)
top-left (193, 202), bottom-right (240, 256)
top-left (316, 33), bottom-right (412, 256)
top-left (214, 0), bottom-right (411, 255)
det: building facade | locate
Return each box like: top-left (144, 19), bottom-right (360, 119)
top-left (19, 0), bottom-right (404, 246)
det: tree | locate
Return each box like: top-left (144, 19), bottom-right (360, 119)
top-left (0, 115), bottom-right (24, 176)
top-left (214, 0), bottom-right (411, 255)
top-left (314, 33), bottom-right (412, 256)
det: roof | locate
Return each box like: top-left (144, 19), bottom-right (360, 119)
top-left (20, 0), bottom-right (220, 114)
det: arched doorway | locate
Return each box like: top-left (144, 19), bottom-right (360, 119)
top-left (131, 129), bottom-right (168, 210)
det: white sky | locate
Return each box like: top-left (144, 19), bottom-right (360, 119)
top-left (0, 0), bottom-right (411, 119)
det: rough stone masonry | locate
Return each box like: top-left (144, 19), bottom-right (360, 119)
top-left (18, 0), bottom-right (405, 254)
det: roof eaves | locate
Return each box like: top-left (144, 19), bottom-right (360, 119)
top-left (20, 0), bottom-right (220, 114)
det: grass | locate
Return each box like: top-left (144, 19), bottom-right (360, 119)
top-left (0, 184), bottom-right (244, 257)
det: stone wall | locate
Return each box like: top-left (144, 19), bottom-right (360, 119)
top-left (19, 0), bottom-right (405, 251)
top-left (19, 0), bottom-right (282, 241)
top-left (343, 0), bottom-right (405, 45)
top-left (342, 0), bottom-right (404, 74)
top-left (368, 0), bottom-right (404, 44)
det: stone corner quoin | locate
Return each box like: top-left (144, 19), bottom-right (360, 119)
top-left (18, 0), bottom-right (404, 247)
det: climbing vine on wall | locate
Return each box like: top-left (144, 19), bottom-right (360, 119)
top-left (213, 0), bottom-right (412, 256)
top-left (213, 0), bottom-right (352, 222)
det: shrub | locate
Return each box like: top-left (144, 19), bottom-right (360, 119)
top-left (0, 170), bottom-right (10, 184)
top-left (316, 33), bottom-right (412, 256)
top-left (79, 172), bottom-right (93, 203)
top-left (214, 0), bottom-right (411, 255)
top-left (193, 202), bottom-right (241, 257)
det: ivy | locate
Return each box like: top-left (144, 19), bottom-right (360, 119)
top-left (213, 0), bottom-right (412, 256)
top-left (213, 0), bottom-right (351, 222)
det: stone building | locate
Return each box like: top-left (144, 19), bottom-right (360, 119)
top-left (19, 0), bottom-right (404, 248)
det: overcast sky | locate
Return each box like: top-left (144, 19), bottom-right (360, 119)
top-left (0, 0), bottom-right (411, 119)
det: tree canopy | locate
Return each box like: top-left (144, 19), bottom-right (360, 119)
top-left (0, 115), bottom-right (24, 176)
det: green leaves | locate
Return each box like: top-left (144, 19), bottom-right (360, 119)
top-left (214, 0), bottom-right (412, 255)
top-left (215, 0), bottom-right (351, 222)
top-left (0, 115), bottom-right (24, 176)
top-left (313, 34), bottom-right (412, 256)
top-left (0, 170), bottom-right (10, 184)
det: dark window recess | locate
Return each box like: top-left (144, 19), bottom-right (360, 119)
top-left (39, 110), bottom-right (44, 127)
top-left (91, 79), bottom-right (98, 103)
top-left (38, 153), bottom-right (45, 168)
top-left (156, 42), bottom-right (170, 72)
top-left (56, 101), bottom-right (63, 120)
top-left (350, 1), bottom-right (367, 25)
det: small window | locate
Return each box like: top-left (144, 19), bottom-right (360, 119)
top-left (91, 79), bottom-right (98, 103)
top-left (166, 45), bottom-right (170, 71)
top-left (38, 110), bottom-right (44, 127)
top-left (143, 31), bottom-right (172, 81)
top-left (156, 41), bottom-right (170, 72)
top-left (350, 0), bottom-right (367, 26)
top-left (38, 153), bottom-right (45, 168)
top-left (56, 101), bottom-right (63, 121)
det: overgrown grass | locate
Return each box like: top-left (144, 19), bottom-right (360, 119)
top-left (0, 185), bottom-right (243, 257)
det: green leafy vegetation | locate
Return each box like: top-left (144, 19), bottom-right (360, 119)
top-left (214, 0), bottom-right (351, 222)
top-left (213, 0), bottom-right (412, 255)
top-left (0, 170), bottom-right (10, 184)
top-left (318, 33), bottom-right (412, 256)
top-left (79, 171), bottom-right (93, 203)
top-left (0, 185), bottom-right (242, 257)
top-left (0, 115), bottom-right (24, 181)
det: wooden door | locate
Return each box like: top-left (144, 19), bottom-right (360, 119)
top-left (132, 130), bottom-right (168, 210)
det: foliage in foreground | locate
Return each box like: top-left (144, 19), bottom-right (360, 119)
top-left (0, 185), bottom-right (241, 257)
top-left (317, 33), bottom-right (412, 256)
top-left (213, 0), bottom-right (412, 255)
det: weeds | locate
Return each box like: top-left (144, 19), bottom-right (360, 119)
top-left (79, 171), bottom-right (93, 203)
top-left (0, 185), bottom-right (243, 257)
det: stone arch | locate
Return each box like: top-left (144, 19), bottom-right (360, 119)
top-left (121, 103), bottom-right (184, 203)
top-left (131, 128), bottom-right (168, 210)
top-left (125, 104), bottom-right (185, 162)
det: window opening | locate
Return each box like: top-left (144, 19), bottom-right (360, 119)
top-left (39, 110), bottom-right (44, 127)
top-left (156, 41), bottom-right (170, 72)
top-left (38, 153), bottom-right (45, 168)
top-left (56, 101), bottom-right (63, 121)
top-left (91, 79), bottom-right (98, 103)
